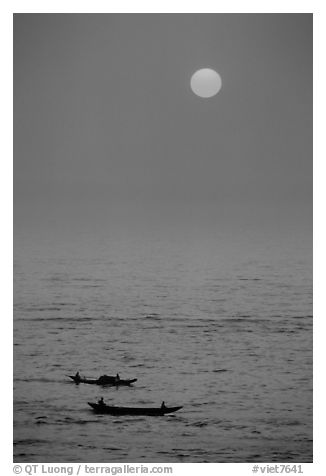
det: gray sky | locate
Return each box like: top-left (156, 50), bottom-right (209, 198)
top-left (14, 14), bottom-right (312, 242)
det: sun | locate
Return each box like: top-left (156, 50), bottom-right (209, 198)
top-left (190, 68), bottom-right (222, 98)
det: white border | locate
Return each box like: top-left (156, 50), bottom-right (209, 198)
top-left (3, 0), bottom-right (320, 13)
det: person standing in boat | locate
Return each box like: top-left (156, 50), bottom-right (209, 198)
top-left (75, 371), bottom-right (80, 381)
top-left (115, 373), bottom-right (120, 383)
top-left (98, 397), bottom-right (105, 406)
top-left (161, 401), bottom-right (166, 410)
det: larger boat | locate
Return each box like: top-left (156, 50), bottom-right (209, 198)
top-left (88, 402), bottom-right (183, 416)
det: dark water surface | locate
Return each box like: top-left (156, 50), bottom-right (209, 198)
top-left (14, 235), bottom-right (312, 462)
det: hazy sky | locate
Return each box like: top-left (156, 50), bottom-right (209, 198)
top-left (14, 14), bottom-right (312, 242)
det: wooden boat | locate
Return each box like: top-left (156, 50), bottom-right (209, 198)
top-left (88, 402), bottom-right (183, 416)
top-left (68, 375), bottom-right (137, 386)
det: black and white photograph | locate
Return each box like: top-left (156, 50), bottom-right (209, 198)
top-left (13, 12), bottom-right (312, 464)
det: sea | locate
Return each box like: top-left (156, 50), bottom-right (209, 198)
top-left (13, 230), bottom-right (312, 463)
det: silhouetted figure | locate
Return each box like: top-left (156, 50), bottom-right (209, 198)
top-left (98, 374), bottom-right (109, 383)
top-left (161, 401), bottom-right (166, 410)
top-left (115, 373), bottom-right (120, 382)
top-left (98, 397), bottom-right (105, 406)
top-left (75, 371), bottom-right (80, 381)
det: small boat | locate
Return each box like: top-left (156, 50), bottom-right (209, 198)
top-left (88, 402), bottom-right (183, 416)
top-left (68, 375), bottom-right (137, 386)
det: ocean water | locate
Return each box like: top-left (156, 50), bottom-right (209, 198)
top-left (13, 233), bottom-right (312, 462)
